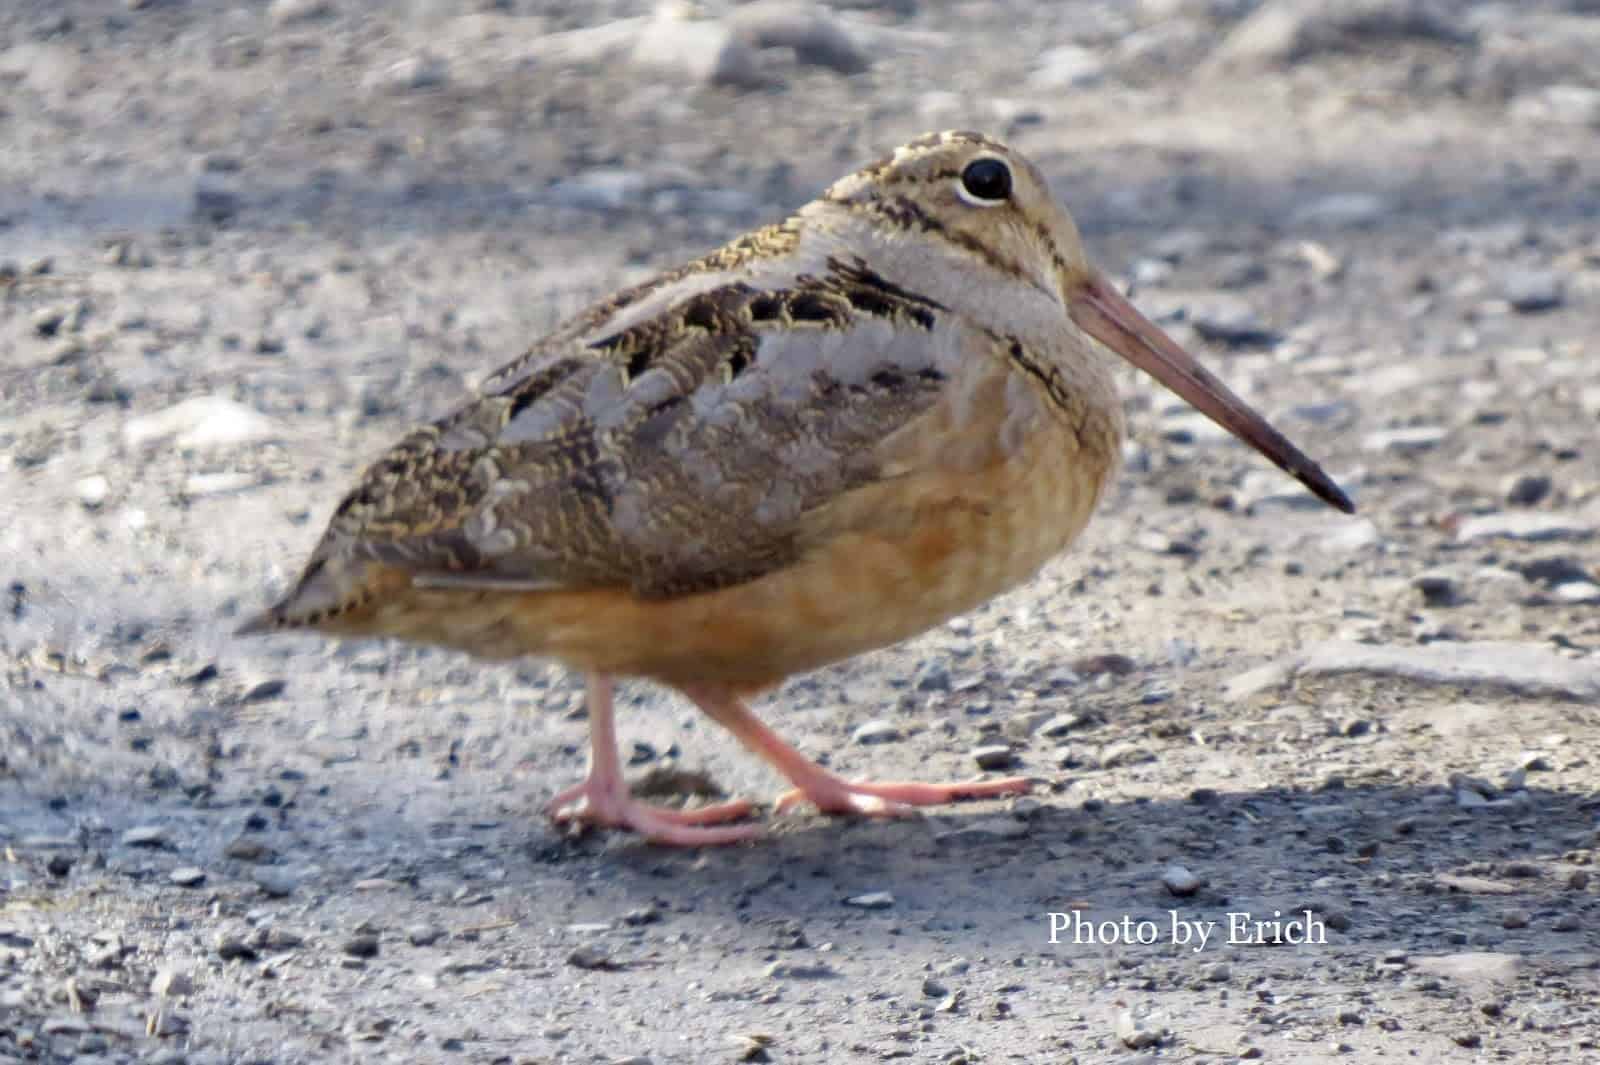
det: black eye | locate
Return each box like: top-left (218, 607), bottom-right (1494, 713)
top-left (959, 158), bottom-right (1012, 205)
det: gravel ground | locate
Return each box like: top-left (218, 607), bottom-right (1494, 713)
top-left (3, 1), bottom-right (1599, 1063)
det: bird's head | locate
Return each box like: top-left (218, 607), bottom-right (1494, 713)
top-left (820, 131), bottom-right (1353, 514)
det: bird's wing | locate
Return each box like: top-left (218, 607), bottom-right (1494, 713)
top-left (252, 244), bottom-right (982, 627)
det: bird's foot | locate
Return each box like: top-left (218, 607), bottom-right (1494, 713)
top-left (773, 774), bottom-right (1033, 818)
top-left (545, 778), bottom-right (760, 846)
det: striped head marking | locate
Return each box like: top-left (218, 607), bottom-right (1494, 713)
top-left (821, 130), bottom-right (1093, 303)
top-left (823, 131), bottom-right (1354, 516)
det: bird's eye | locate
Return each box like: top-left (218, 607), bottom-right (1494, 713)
top-left (957, 158), bottom-right (1012, 206)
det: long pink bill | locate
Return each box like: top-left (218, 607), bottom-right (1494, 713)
top-left (1067, 269), bottom-right (1353, 514)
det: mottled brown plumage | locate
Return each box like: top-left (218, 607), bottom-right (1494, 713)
top-left (242, 131), bottom-right (1351, 844)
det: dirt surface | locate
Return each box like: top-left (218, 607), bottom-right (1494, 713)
top-left (3, 1), bottom-right (1599, 1062)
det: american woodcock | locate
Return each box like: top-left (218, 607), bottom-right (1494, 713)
top-left (242, 130), bottom-right (1353, 845)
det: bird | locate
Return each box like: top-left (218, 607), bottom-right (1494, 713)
top-left (240, 130), bottom-right (1353, 846)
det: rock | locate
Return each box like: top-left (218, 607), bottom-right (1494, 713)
top-left (1072, 653), bottom-right (1137, 677)
top-left (365, 52), bottom-right (449, 94)
top-left (1362, 425), bottom-right (1448, 452)
top-left (1115, 1008), bottom-right (1165, 1049)
top-left (1295, 239), bottom-right (1346, 280)
top-left (269, 0), bottom-right (333, 24)
top-left (727, 1), bottom-right (869, 75)
top-left (214, 934), bottom-right (256, 961)
top-left (1456, 512), bottom-right (1595, 544)
top-left (934, 818), bottom-right (1029, 844)
top-left (631, 7), bottom-right (764, 89)
top-left (1510, 556), bottom-right (1592, 587)
top-left (1029, 44), bottom-right (1107, 89)
top-left (1287, 640), bottom-right (1600, 702)
top-left (1291, 193), bottom-right (1389, 230)
top-left (193, 172), bottom-right (240, 222)
top-left (223, 837), bottom-right (270, 861)
top-left (843, 891), bottom-right (895, 909)
top-left (1189, 299), bottom-right (1278, 347)
top-left (1319, 518), bottom-right (1381, 552)
top-left (1162, 864), bottom-right (1203, 897)
top-left (169, 867), bottom-right (207, 888)
top-left (763, 959), bottom-right (838, 979)
top-left (1037, 712), bottom-right (1086, 738)
top-left (1210, 0), bottom-right (1471, 69)
top-left (76, 474), bottom-right (110, 509)
top-left (121, 825), bottom-right (169, 848)
top-left (1411, 571), bottom-right (1460, 607)
top-left (343, 933), bottom-right (380, 958)
top-left (150, 967), bottom-right (193, 998)
top-left (1502, 472), bottom-right (1552, 507)
top-left (1099, 742), bottom-right (1157, 768)
top-left (852, 720), bottom-right (902, 745)
top-left (566, 946), bottom-right (619, 971)
top-left (31, 305), bottom-right (68, 336)
top-left (1501, 269), bottom-right (1565, 313)
top-left (903, 662), bottom-right (952, 698)
top-left (971, 744), bottom-right (1014, 770)
top-left (124, 396), bottom-right (280, 450)
top-left (407, 924), bottom-right (445, 946)
top-left (239, 678), bottom-right (286, 703)
top-left (1413, 953), bottom-right (1522, 987)
top-left (1555, 581), bottom-right (1600, 603)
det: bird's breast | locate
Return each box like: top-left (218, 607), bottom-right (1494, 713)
top-left (506, 366), bottom-right (1122, 688)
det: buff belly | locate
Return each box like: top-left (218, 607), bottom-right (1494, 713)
top-left (348, 415), bottom-right (1113, 692)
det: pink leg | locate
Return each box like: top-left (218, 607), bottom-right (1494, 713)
top-left (678, 685), bottom-right (1032, 818)
top-left (546, 675), bottom-right (760, 845)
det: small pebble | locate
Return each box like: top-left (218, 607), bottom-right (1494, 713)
top-left (150, 967), bottom-right (193, 998)
top-left (1115, 1009), bottom-right (1163, 1049)
top-left (763, 960), bottom-right (837, 979)
top-left (343, 933), bottom-right (380, 958)
top-left (971, 744), bottom-right (1014, 770)
top-left (407, 924), bottom-right (445, 947)
top-left (1161, 864), bottom-right (1203, 897)
top-left (121, 826), bottom-right (169, 848)
top-left (1502, 472), bottom-right (1552, 507)
top-left (1502, 269), bottom-right (1565, 313)
top-left (224, 837), bottom-right (270, 862)
top-left (168, 866), bottom-right (206, 888)
top-left (843, 891), bottom-right (895, 910)
top-left (914, 661), bottom-right (952, 692)
top-left (214, 935), bottom-right (256, 961)
top-left (566, 946), bottom-right (619, 970)
top-left (1501, 909), bottom-right (1530, 929)
top-left (1036, 713), bottom-right (1084, 738)
top-left (1411, 572), bottom-right (1459, 607)
top-left (76, 474), bottom-right (110, 509)
top-left (851, 720), bottom-right (901, 745)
